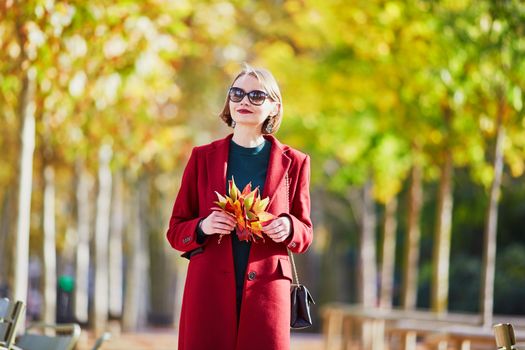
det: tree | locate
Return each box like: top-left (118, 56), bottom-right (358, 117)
top-left (12, 1), bottom-right (37, 315)
top-left (477, 0), bottom-right (525, 327)
top-left (93, 144), bottom-right (112, 334)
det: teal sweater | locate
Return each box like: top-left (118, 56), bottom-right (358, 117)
top-left (226, 139), bottom-right (271, 319)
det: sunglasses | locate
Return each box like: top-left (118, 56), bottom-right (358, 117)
top-left (228, 87), bottom-right (270, 106)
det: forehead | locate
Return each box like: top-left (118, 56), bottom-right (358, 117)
top-left (232, 74), bottom-right (265, 91)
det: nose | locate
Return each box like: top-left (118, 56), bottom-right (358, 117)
top-left (239, 94), bottom-right (250, 105)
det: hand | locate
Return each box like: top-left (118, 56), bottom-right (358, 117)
top-left (201, 211), bottom-right (236, 236)
top-left (263, 216), bottom-right (291, 243)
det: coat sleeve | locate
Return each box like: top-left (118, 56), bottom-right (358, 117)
top-left (166, 147), bottom-right (207, 253)
top-left (283, 154), bottom-right (313, 253)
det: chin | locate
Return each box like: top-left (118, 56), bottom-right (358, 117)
top-left (233, 118), bottom-right (264, 127)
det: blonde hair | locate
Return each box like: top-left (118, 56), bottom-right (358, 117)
top-left (219, 63), bottom-right (283, 134)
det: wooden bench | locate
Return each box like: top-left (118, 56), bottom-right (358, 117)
top-left (322, 304), bottom-right (525, 350)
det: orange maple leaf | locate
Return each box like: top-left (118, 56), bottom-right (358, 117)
top-left (213, 176), bottom-right (275, 242)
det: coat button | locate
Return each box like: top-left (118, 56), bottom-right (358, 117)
top-left (289, 242), bottom-right (296, 248)
top-left (247, 271), bottom-right (256, 281)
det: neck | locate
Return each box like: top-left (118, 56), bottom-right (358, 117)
top-left (232, 126), bottom-right (265, 147)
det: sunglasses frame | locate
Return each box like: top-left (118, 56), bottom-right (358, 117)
top-left (228, 87), bottom-right (270, 106)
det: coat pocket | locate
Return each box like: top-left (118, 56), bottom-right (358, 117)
top-left (181, 246), bottom-right (204, 260)
top-left (278, 257), bottom-right (293, 282)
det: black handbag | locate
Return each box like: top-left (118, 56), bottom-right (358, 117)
top-left (285, 173), bottom-right (315, 329)
top-left (288, 249), bottom-right (315, 329)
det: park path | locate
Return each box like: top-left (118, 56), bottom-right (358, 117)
top-left (77, 329), bottom-right (323, 350)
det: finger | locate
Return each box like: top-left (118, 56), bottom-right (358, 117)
top-left (264, 223), bottom-right (284, 234)
top-left (209, 219), bottom-right (233, 231)
top-left (262, 219), bottom-right (278, 228)
top-left (264, 229), bottom-right (281, 237)
top-left (267, 226), bottom-right (289, 239)
top-left (268, 232), bottom-right (285, 242)
top-left (213, 223), bottom-right (236, 231)
top-left (212, 224), bottom-right (234, 234)
top-left (262, 220), bottom-right (280, 230)
top-left (271, 234), bottom-right (283, 242)
top-left (215, 212), bottom-right (237, 224)
top-left (218, 211), bottom-right (236, 219)
top-left (274, 218), bottom-right (288, 228)
top-left (214, 222), bottom-right (236, 231)
top-left (210, 210), bottom-right (232, 220)
top-left (266, 230), bottom-right (284, 240)
top-left (214, 229), bottom-right (233, 235)
top-left (275, 231), bottom-right (290, 242)
top-left (214, 217), bottom-right (236, 227)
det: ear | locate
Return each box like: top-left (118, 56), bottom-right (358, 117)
top-left (271, 102), bottom-right (280, 117)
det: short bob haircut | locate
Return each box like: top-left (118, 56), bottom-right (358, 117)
top-left (219, 63), bottom-right (283, 135)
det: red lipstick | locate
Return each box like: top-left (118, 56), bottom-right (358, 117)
top-left (237, 109), bottom-right (253, 114)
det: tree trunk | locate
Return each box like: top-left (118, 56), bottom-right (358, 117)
top-left (0, 189), bottom-right (14, 287)
top-left (13, 69), bottom-right (36, 309)
top-left (480, 98), bottom-right (506, 327)
top-left (42, 165), bottom-right (57, 324)
top-left (431, 150), bottom-right (454, 313)
top-left (109, 171), bottom-right (124, 319)
top-left (74, 160), bottom-right (92, 324)
top-left (58, 175), bottom-right (78, 275)
top-left (380, 197), bottom-right (398, 309)
top-left (357, 180), bottom-right (378, 307)
top-left (93, 144), bottom-right (113, 335)
top-left (148, 177), bottom-right (176, 325)
top-left (123, 176), bottom-right (150, 331)
top-left (401, 163), bottom-right (423, 310)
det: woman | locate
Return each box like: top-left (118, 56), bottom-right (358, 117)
top-left (166, 64), bottom-right (313, 350)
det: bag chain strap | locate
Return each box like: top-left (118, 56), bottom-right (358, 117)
top-left (288, 246), bottom-right (300, 286)
top-left (285, 173), bottom-right (300, 286)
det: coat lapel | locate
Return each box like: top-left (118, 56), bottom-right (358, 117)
top-left (262, 135), bottom-right (291, 208)
top-left (206, 134), bottom-right (232, 195)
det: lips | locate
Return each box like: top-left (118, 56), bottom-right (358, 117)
top-left (237, 109), bottom-right (253, 114)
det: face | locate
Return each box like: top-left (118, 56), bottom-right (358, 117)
top-left (229, 74), bottom-right (279, 130)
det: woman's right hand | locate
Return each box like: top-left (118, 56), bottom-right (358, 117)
top-left (200, 210), bottom-right (236, 236)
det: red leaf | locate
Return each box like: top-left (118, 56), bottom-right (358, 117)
top-left (241, 182), bottom-right (252, 196)
top-left (236, 226), bottom-right (251, 242)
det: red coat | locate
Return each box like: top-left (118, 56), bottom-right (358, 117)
top-left (167, 134), bottom-right (313, 350)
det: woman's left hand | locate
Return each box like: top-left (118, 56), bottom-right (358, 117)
top-left (263, 216), bottom-right (292, 243)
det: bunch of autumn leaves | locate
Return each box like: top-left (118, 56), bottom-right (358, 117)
top-left (214, 177), bottom-right (275, 243)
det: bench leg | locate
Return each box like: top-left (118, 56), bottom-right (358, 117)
top-left (436, 340), bottom-right (448, 350)
top-left (459, 339), bottom-right (471, 350)
top-left (323, 310), bottom-right (344, 350)
top-left (342, 316), bottom-right (354, 350)
top-left (402, 331), bottom-right (417, 350)
top-left (361, 320), bottom-right (374, 350)
top-left (371, 319), bottom-right (385, 350)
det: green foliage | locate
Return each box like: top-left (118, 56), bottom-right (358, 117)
top-left (494, 244), bottom-right (525, 314)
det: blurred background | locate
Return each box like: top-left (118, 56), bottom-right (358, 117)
top-left (1, 0), bottom-right (525, 346)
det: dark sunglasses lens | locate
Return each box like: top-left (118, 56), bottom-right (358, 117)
top-left (229, 88), bottom-right (245, 102)
top-left (248, 91), bottom-right (267, 105)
